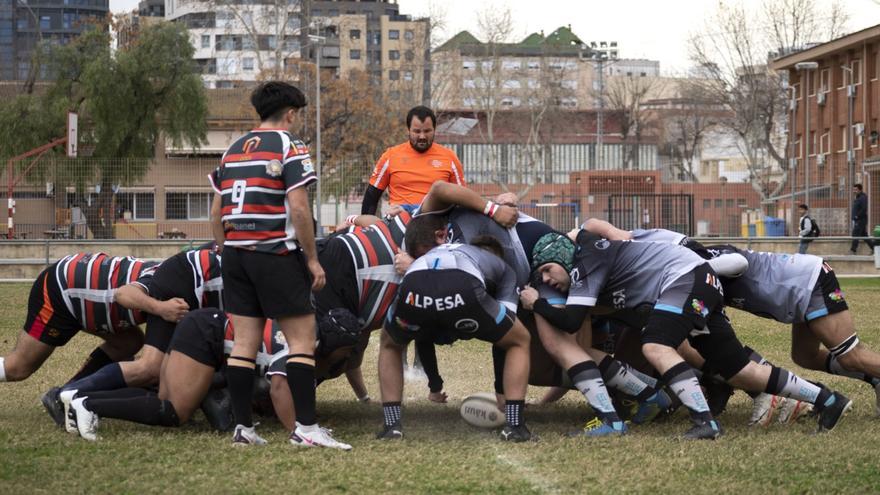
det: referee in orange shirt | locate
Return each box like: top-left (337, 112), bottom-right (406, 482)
top-left (361, 106), bottom-right (465, 215)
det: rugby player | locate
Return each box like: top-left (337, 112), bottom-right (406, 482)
top-left (210, 81), bottom-right (349, 449)
top-left (378, 239), bottom-right (533, 442)
top-left (526, 231), bottom-right (852, 438)
top-left (0, 253), bottom-right (182, 423)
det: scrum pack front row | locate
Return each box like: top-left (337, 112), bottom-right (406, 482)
top-left (2, 183), bottom-right (878, 446)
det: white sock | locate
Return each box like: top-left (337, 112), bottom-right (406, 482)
top-left (297, 421), bottom-right (319, 433)
top-left (0, 357), bottom-right (6, 382)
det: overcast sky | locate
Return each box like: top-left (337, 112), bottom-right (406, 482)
top-left (111, 0), bottom-right (880, 73)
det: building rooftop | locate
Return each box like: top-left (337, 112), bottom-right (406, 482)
top-left (435, 26), bottom-right (591, 57)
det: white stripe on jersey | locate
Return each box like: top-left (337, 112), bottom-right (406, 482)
top-left (221, 213), bottom-right (288, 220)
top-left (220, 187), bottom-right (285, 195)
top-left (285, 175), bottom-right (317, 194)
top-left (450, 162), bottom-right (463, 185)
top-left (357, 265), bottom-right (401, 283)
top-left (64, 288), bottom-right (117, 303)
top-left (57, 258), bottom-right (76, 316)
top-left (284, 153), bottom-right (310, 162)
top-left (221, 160), bottom-right (278, 169)
top-left (567, 296), bottom-right (597, 307)
top-left (103, 257), bottom-right (121, 330)
top-left (372, 159), bottom-right (390, 187)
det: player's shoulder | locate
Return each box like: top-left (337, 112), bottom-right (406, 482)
top-left (384, 142), bottom-right (413, 157)
top-left (429, 142), bottom-right (457, 156)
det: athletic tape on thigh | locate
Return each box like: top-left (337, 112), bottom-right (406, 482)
top-left (287, 353), bottom-right (315, 361)
top-left (828, 333), bottom-right (860, 359)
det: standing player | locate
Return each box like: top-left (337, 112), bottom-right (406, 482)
top-left (361, 106), bottom-right (466, 215)
top-left (0, 253), bottom-right (181, 424)
top-left (526, 232), bottom-right (852, 438)
top-left (378, 240), bottom-right (533, 442)
top-left (210, 81), bottom-right (348, 449)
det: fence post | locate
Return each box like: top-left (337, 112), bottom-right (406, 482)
top-left (44, 239), bottom-right (50, 267)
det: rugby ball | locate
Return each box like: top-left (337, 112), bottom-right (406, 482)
top-left (460, 392), bottom-right (506, 429)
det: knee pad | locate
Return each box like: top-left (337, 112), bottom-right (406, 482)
top-left (200, 388), bottom-right (234, 432)
top-left (158, 400), bottom-right (181, 427)
top-left (642, 311), bottom-right (691, 349)
top-left (829, 333), bottom-right (859, 359)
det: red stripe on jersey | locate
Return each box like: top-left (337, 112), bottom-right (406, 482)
top-left (225, 316), bottom-right (235, 340)
top-left (398, 210), bottom-right (412, 224)
top-left (65, 253), bottom-right (86, 289)
top-left (369, 284), bottom-right (399, 330)
top-left (371, 221), bottom-right (399, 253)
top-left (221, 204), bottom-right (286, 215)
top-left (200, 249), bottom-right (211, 280)
top-left (226, 230), bottom-right (287, 240)
top-left (222, 151), bottom-right (284, 164)
top-left (354, 229), bottom-right (379, 266)
top-left (220, 178), bottom-right (284, 190)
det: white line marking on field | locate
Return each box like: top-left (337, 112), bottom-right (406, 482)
top-left (495, 450), bottom-right (560, 494)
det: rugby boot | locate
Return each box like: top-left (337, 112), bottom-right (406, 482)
top-left (630, 390), bottom-right (673, 424)
top-left (376, 421), bottom-right (404, 440)
top-left (291, 423), bottom-right (352, 450)
top-left (816, 391), bottom-right (852, 433)
top-left (232, 424), bottom-right (268, 446)
top-left (500, 424), bottom-right (532, 442)
top-left (683, 419), bottom-right (722, 440)
top-left (41, 387), bottom-right (64, 427)
top-left (569, 417), bottom-right (627, 437)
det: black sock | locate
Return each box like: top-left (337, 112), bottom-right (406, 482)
top-left (66, 347), bottom-right (115, 384)
top-left (505, 400), bottom-right (524, 427)
top-left (84, 391), bottom-right (180, 427)
top-left (226, 365), bottom-right (256, 428)
top-left (287, 362), bottom-right (317, 426)
top-left (83, 387), bottom-right (152, 402)
top-left (382, 402), bottom-right (402, 426)
top-left (62, 363), bottom-right (126, 394)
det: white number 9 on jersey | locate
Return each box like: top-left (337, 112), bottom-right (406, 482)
top-left (230, 180), bottom-right (247, 214)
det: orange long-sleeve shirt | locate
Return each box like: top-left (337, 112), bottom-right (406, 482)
top-left (368, 142), bottom-right (466, 206)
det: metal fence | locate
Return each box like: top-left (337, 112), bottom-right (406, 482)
top-left (0, 152), bottom-right (874, 240)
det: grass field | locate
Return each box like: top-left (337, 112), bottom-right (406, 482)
top-left (2, 280), bottom-right (880, 494)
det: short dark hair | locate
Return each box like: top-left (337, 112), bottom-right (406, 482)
top-left (406, 106), bottom-right (436, 129)
top-left (855, 183), bottom-right (864, 192)
top-left (251, 81), bottom-right (307, 122)
top-left (470, 235), bottom-right (504, 258)
top-left (404, 213), bottom-right (447, 258)
top-left (798, 204), bottom-right (809, 210)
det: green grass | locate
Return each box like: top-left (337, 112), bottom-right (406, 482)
top-left (2, 280), bottom-right (880, 493)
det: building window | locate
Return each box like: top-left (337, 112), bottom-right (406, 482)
top-left (405, 50), bottom-right (414, 62)
top-left (726, 199), bottom-right (734, 208)
top-left (62, 13), bottom-right (76, 29)
top-left (201, 34), bottom-right (210, 49)
top-left (389, 90), bottom-right (400, 100)
top-left (166, 192), bottom-right (211, 220)
top-left (328, 8), bottom-right (339, 16)
top-left (851, 59), bottom-right (862, 85)
top-left (839, 126), bottom-right (846, 152)
top-left (462, 60), bottom-right (476, 70)
top-left (853, 123), bottom-right (864, 150)
top-left (286, 16), bottom-right (300, 31)
top-left (388, 50), bottom-right (400, 60)
top-left (404, 30), bottom-right (414, 41)
top-left (527, 60), bottom-right (540, 70)
top-left (703, 199), bottom-right (711, 209)
top-left (116, 193), bottom-right (155, 221)
top-left (714, 199), bottom-right (723, 208)
top-left (368, 31), bottom-right (380, 45)
top-left (502, 59), bottom-right (521, 70)
top-left (463, 97), bottom-right (476, 107)
top-left (820, 68), bottom-right (830, 92)
top-left (242, 57), bottom-right (254, 71)
top-left (463, 79), bottom-right (475, 88)
top-left (350, 49), bottom-right (361, 60)
top-left (216, 11), bottom-right (233, 29)
top-left (389, 70), bottom-right (399, 80)
top-left (502, 80), bottom-right (520, 89)
top-left (820, 131), bottom-right (830, 154)
top-left (388, 29), bottom-right (399, 40)
top-left (40, 16), bottom-right (51, 30)
top-left (501, 97), bottom-right (520, 107)
top-left (562, 80), bottom-right (577, 89)
top-left (527, 79), bottom-right (539, 89)
top-left (349, 29), bottom-right (361, 40)
top-left (403, 71), bottom-right (413, 81)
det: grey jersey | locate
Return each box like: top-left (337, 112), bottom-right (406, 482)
top-left (407, 243), bottom-right (518, 312)
top-left (567, 231), bottom-right (705, 309)
top-left (631, 228), bottom-right (688, 245)
top-left (704, 245), bottom-right (823, 323)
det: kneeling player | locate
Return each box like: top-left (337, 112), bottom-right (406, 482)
top-left (377, 239), bottom-right (532, 442)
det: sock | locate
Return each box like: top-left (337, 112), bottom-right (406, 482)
top-left (61, 363), bottom-right (126, 394)
top-left (505, 400), bottom-right (524, 427)
top-left (383, 402), bottom-right (402, 426)
top-left (826, 355), bottom-right (880, 387)
top-left (66, 347), bottom-right (115, 384)
top-left (492, 345), bottom-right (506, 395)
top-left (765, 366), bottom-right (830, 407)
top-left (567, 361), bottom-right (620, 422)
top-left (85, 391), bottom-right (180, 427)
top-left (627, 367), bottom-right (658, 389)
top-left (286, 362), bottom-right (317, 426)
top-left (598, 355), bottom-right (654, 400)
top-left (661, 362), bottom-right (713, 423)
top-left (0, 357), bottom-right (5, 382)
top-left (83, 387), bottom-right (152, 401)
top-left (744, 346), bottom-right (769, 365)
top-left (226, 365), bottom-right (256, 428)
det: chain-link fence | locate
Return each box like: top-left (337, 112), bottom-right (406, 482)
top-left (0, 151), bottom-right (875, 241)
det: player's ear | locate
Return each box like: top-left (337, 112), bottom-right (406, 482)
top-left (434, 228), bottom-right (447, 245)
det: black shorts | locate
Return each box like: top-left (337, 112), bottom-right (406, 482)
top-left (642, 264), bottom-right (724, 349)
top-left (221, 247), bottom-right (314, 319)
top-left (168, 308), bottom-right (226, 369)
top-left (804, 262), bottom-right (849, 321)
top-left (23, 264), bottom-right (81, 347)
top-left (314, 238), bottom-right (359, 316)
top-left (142, 254), bottom-right (199, 352)
top-left (384, 270), bottom-right (514, 346)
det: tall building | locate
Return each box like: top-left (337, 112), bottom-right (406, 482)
top-left (0, 0), bottom-right (109, 80)
top-left (116, 0), bottom-right (165, 48)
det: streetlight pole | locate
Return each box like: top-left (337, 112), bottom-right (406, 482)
top-left (842, 64), bottom-right (855, 224)
top-left (308, 34), bottom-right (325, 230)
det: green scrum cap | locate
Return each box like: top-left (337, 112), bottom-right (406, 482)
top-left (531, 232), bottom-right (576, 274)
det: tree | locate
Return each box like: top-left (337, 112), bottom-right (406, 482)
top-left (688, 0), bottom-right (849, 200)
top-left (600, 74), bottom-right (666, 169)
top-left (661, 81), bottom-right (723, 182)
top-left (0, 21), bottom-right (208, 238)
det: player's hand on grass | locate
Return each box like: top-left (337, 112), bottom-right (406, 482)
top-left (494, 192), bottom-right (518, 207)
top-left (394, 249), bottom-right (414, 274)
top-left (158, 297), bottom-right (189, 322)
top-left (308, 259), bottom-right (326, 292)
top-left (519, 286), bottom-right (539, 310)
top-left (492, 205), bottom-right (518, 228)
top-left (428, 390), bottom-right (448, 403)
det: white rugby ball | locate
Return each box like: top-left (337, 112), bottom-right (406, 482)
top-left (460, 392), bottom-right (506, 429)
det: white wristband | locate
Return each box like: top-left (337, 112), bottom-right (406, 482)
top-left (483, 201), bottom-right (498, 218)
top-left (345, 215), bottom-right (359, 226)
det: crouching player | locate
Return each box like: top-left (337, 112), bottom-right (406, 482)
top-left (377, 239), bottom-right (532, 442)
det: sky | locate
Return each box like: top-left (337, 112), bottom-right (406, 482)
top-left (110, 0), bottom-right (880, 73)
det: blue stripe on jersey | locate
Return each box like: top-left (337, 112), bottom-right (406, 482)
top-left (654, 303), bottom-right (684, 314)
top-left (806, 308), bottom-right (829, 321)
top-left (547, 297), bottom-right (566, 305)
top-left (495, 306), bottom-right (507, 324)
